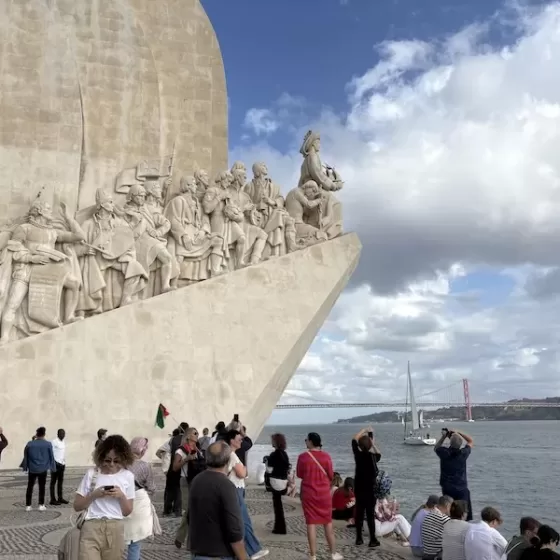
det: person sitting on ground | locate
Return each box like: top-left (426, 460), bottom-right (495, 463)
top-left (442, 500), bottom-right (469, 560)
top-left (331, 472), bottom-right (343, 496)
top-left (435, 429), bottom-right (474, 521)
top-left (506, 518), bottom-right (541, 560)
top-left (520, 525), bottom-right (560, 560)
top-left (373, 476), bottom-right (411, 547)
top-left (421, 495), bottom-right (453, 560)
top-left (332, 477), bottom-right (356, 527)
top-left (188, 441), bottom-right (249, 560)
top-left (410, 495), bottom-right (440, 557)
top-left (464, 506), bottom-right (508, 560)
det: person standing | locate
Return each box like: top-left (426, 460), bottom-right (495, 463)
top-left (22, 427), bottom-right (56, 511)
top-left (296, 432), bottom-right (343, 560)
top-left (188, 441), bottom-right (248, 560)
top-left (125, 437), bottom-right (157, 560)
top-left (225, 430), bottom-right (269, 559)
top-left (351, 427), bottom-right (381, 548)
top-left (74, 435), bottom-right (135, 560)
top-left (464, 507), bottom-right (508, 560)
top-left (198, 428), bottom-right (211, 457)
top-left (0, 427), bottom-right (8, 463)
top-left (236, 425), bottom-right (253, 466)
top-left (95, 429), bottom-right (107, 449)
top-left (50, 429), bottom-right (68, 505)
top-left (267, 433), bottom-right (291, 535)
top-left (434, 429), bottom-right (474, 521)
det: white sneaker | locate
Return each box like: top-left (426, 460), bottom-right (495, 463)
top-left (251, 551), bottom-right (269, 560)
top-left (38, 505), bottom-right (46, 511)
top-left (25, 506), bottom-right (32, 512)
top-left (332, 553), bottom-right (344, 560)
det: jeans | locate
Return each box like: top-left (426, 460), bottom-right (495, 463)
top-left (50, 462), bottom-right (65, 501)
top-left (441, 486), bottom-right (472, 521)
top-left (163, 469), bottom-right (182, 516)
top-left (126, 541), bottom-right (141, 560)
top-left (26, 471), bottom-right (47, 506)
top-left (236, 487), bottom-right (262, 556)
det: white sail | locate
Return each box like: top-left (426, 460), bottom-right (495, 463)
top-left (419, 409), bottom-right (424, 426)
top-left (401, 416), bottom-right (405, 425)
top-left (408, 362), bottom-right (420, 431)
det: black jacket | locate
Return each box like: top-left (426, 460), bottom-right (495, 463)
top-left (352, 439), bottom-right (381, 490)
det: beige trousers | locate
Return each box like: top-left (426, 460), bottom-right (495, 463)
top-left (78, 519), bottom-right (125, 560)
top-left (175, 478), bottom-right (189, 544)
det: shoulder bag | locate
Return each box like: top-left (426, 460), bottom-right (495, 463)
top-left (306, 450), bottom-right (329, 480)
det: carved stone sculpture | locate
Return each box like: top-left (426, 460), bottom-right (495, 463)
top-left (0, 200), bottom-right (86, 343)
top-left (285, 181), bottom-right (329, 249)
top-left (164, 177), bottom-right (213, 286)
top-left (229, 162), bottom-right (267, 266)
top-left (75, 190), bottom-right (148, 317)
top-left (194, 169), bottom-right (210, 202)
top-left (244, 162), bottom-right (297, 258)
top-left (202, 171), bottom-right (247, 276)
top-left (122, 184), bottom-right (177, 296)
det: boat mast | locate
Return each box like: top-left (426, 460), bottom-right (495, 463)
top-left (404, 361), bottom-right (409, 440)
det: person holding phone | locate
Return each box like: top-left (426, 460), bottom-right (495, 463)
top-left (74, 435), bottom-right (136, 560)
top-left (352, 426), bottom-right (381, 548)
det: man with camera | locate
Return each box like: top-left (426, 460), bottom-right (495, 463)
top-left (434, 428), bottom-right (474, 521)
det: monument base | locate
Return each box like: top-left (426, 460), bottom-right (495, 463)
top-left (0, 234), bottom-right (361, 469)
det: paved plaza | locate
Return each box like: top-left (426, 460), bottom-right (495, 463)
top-left (0, 467), bottom-right (410, 560)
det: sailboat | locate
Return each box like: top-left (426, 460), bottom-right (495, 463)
top-left (404, 362), bottom-right (436, 446)
top-left (419, 409), bottom-right (430, 429)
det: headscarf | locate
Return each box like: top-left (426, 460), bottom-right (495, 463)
top-left (130, 437), bottom-right (149, 458)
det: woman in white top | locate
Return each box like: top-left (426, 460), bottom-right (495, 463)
top-left (74, 435), bottom-right (136, 560)
top-left (442, 500), bottom-right (469, 560)
top-left (225, 430), bottom-right (270, 560)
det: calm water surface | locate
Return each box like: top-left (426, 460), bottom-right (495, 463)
top-left (248, 420), bottom-right (560, 538)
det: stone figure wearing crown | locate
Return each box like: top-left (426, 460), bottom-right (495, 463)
top-left (75, 189), bottom-right (148, 316)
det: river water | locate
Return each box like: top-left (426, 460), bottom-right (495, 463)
top-left (247, 420), bottom-right (560, 537)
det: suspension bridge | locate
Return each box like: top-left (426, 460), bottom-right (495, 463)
top-left (274, 379), bottom-right (560, 421)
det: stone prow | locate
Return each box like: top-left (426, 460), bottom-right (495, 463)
top-left (0, 233), bottom-right (361, 469)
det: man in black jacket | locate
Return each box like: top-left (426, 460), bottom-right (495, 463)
top-left (235, 426), bottom-right (253, 466)
top-left (352, 427), bottom-right (381, 548)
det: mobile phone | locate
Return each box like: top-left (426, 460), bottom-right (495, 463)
top-left (103, 485), bottom-right (114, 491)
top-left (367, 431), bottom-right (374, 438)
top-left (233, 413), bottom-right (239, 422)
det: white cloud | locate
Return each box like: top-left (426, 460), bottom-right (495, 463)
top-left (235, 3), bottom-right (560, 415)
top-left (243, 108), bottom-right (279, 136)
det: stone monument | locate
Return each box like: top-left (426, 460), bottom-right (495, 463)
top-left (0, 0), bottom-right (360, 468)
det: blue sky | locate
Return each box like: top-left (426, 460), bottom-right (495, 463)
top-left (202, 0), bottom-right (560, 424)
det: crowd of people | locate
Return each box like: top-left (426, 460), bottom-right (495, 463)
top-left (3, 421), bottom-right (558, 560)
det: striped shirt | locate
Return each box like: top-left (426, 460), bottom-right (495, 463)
top-left (421, 509), bottom-right (450, 557)
top-left (442, 519), bottom-right (469, 560)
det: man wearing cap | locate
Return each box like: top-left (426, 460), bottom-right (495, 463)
top-left (434, 429), bottom-right (474, 521)
top-left (409, 495), bottom-right (440, 557)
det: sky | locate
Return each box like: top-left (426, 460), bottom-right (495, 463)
top-left (201, 0), bottom-right (560, 424)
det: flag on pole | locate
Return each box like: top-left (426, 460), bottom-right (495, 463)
top-left (155, 404), bottom-right (170, 429)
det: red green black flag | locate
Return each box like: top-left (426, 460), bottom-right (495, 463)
top-left (155, 404), bottom-right (170, 429)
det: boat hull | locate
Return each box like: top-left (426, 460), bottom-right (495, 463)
top-left (404, 437), bottom-right (436, 446)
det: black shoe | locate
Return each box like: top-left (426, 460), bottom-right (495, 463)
top-left (58, 498), bottom-right (69, 505)
top-left (355, 538), bottom-right (364, 546)
top-left (368, 539), bottom-right (381, 548)
top-left (174, 540), bottom-right (182, 550)
top-left (50, 500), bottom-right (60, 506)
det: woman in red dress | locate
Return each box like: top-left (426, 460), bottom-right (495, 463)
top-left (296, 432), bottom-right (343, 560)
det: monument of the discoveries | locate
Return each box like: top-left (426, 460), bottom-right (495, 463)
top-left (0, 0), bottom-right (361, 467)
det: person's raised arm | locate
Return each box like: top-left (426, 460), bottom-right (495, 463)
top-left (353, 428), bottom-right (367, 441)
top-left (455, 431), bottom-right (474, 447)
top-left (434, 432), bottom-right (447, 450)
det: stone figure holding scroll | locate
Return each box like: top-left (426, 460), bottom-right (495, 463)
top-left (0, 200), bottom-right (86, 343)
top-left (75, 189), bottom-right (148, 316)
top-left (164, 177), bottom-right (213, 285)
top-left (298, 130), bottom-right (344, 192)
top-left (202, 171), bottom-right (247, 275)
top-left (123, 184), bottom-right (176, 296)
top-left (244, 161), bottom-right (297, 258)
top-left (229, 162), bottom-right (267, 266)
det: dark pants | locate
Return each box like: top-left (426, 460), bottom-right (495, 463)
top-left (26, 471), bottom-right (47, 506)
top-left (272, 490), bottom-right (286, 534)
top-left (442, 485), bottom-right (472, 521)
top-left (355, 493), bottom-right (377, 543)
top-left (333, 508), bottom-right (354, 521)
top-left (50, 462), bottom-right (65, 501)
top-left (163, 470), bottom-right (182, 516)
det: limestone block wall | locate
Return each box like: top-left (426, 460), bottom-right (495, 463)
top-left (0, 234), bottom-right (361, 469)
top-left (0, 0), bottom-right (227, 221)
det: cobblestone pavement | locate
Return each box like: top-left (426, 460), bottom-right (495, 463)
top-left (0, 468), bottom-right (411, 560)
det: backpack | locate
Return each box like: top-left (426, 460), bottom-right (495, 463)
top-left (374, 470), bottom-right (392, 498)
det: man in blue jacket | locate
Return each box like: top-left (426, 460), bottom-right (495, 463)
top-left (22, 427), bottom-right (56, 511)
